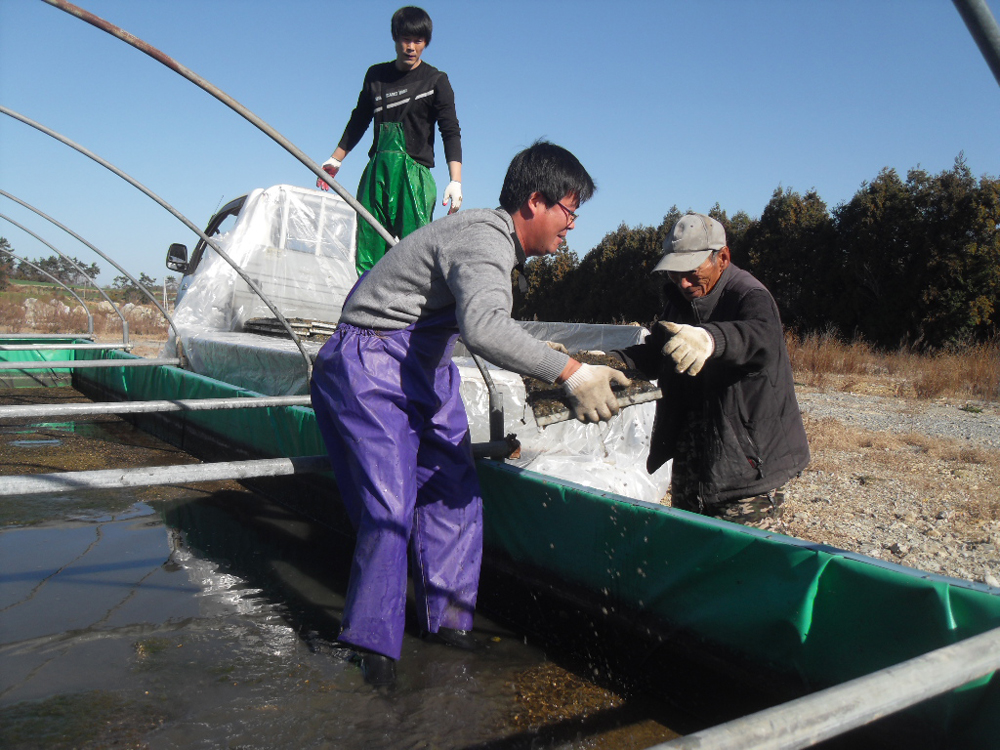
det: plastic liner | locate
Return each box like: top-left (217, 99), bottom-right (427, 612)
top-left (168, 184), bottom-right (357, 337)
top-left (69, 347), bottom-right (1000, 745)
top-left (160, 322), bottom-right (671, 505)
top-left (0, 344), bottom-right (77, 388)
top-left (477, 461), bottom-right (1000, 745)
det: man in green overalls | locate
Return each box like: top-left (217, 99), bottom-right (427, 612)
top-left (317, 6), bottom-right (463, 275)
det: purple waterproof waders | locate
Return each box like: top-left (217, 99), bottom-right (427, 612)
top-left (310, 308), bottom-right (483, 660)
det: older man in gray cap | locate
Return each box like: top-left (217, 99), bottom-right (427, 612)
top-left (614, 213), bottom-right (809, 523)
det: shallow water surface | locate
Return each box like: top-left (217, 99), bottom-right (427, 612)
top-left (0, 387), bottom-right (679, 749)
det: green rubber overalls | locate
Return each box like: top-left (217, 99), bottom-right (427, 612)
top-left (355, 121), bottom-right (437, 275)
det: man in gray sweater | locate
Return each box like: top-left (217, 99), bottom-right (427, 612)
top-left (310, 141), bottom-right (628, 686)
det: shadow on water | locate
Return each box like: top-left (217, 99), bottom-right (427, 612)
top-left (161, 489), bottom-right (354, 646)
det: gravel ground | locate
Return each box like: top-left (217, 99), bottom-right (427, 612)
top-left (766, 381), bottom-right (1000, 589)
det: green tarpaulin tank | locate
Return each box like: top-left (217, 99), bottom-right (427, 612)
top-left (25, 343), bottom-right (992, 747)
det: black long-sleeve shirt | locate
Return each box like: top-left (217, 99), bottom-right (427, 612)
top-left (337, 61), bottom-right (462, 169)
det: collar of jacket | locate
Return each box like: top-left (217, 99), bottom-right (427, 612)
top-left (669, 262), bottom-right (736, 323)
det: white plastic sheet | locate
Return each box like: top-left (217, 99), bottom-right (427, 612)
top-left (168, 184), bottom-right (357, 340)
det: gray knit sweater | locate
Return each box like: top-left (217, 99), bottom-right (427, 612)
top-left (339, 208), bottom-right (568, 384)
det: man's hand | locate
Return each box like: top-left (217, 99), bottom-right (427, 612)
top-left (316, 157), bottom-right (342, 191)
top-left (562, 363), bottom-right (632, 423)
top-left (443, 181), bottom-right (463, 213)
top-left (660, 321), bottom-right (714, 376)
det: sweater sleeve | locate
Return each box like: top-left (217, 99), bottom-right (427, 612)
top-left (442, 222), bottom-right (566, 383)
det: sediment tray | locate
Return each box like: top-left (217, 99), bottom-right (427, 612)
top-left (524, 351), bottom-right (660, 427)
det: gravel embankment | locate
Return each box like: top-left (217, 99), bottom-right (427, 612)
top-left (773, 385), bottom-right (1000, 589)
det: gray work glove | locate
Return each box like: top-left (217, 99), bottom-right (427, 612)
top-left (562, 363), bottom-right (631, 423)
top-left (660, 321), bottom-right (715, 376)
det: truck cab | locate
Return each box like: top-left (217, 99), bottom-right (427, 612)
top-left (165, 185), bottom-right (357, 331)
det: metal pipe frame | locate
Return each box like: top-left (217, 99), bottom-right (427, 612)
top-left (953, 0), bottom-right (1000, 87)
top-left (652, 625), bottom-right (1000, 750)
top-left (0, 333), bottom-right (93, 340)
top-left (41, 0), bottom-right (395, 248)
top-left (0, 188), bottom-right (177, 342)
top-left (0, 394), bottom-right (311, 419)
top-left (0, 455), bottom-right (332, 496)
top-left (0, 105), bottom-right (313, 378)
top-left (0, 436), bottom-right (517, 496)
top-left (0, 358), bottom-right (180, 371)
top-left (0, 343), bottom-right (126, 352)
top-left (0, 246), bottom-right (94, 336)
top-left (0, 214), bottom-right (120, 341)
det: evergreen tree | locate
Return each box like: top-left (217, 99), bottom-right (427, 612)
top-left (905, 157), bottom-right (1000, 346)
top-left (0, 238), bottom-right (12, 290)
top-left (515, 246), bottom-right (579, 321)
top-left (742, 187), bottom-right (839, 333)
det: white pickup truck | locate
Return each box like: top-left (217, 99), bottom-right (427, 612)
top-left (165, 184), bottom-right (358, 332)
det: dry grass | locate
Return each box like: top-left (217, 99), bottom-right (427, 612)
top-left (802, 414), bottom-right (1000, 524)
top-left (788, 330), bottom-right (1000, 403)
top-left (4, 288), bottom-right (999, 403)
top-left (0, 296), bottom-right (170, 338)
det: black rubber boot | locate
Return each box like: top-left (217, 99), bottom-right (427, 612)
top-left (350, 649), bottom-right (396, 687)
top-left (423, 627), bottom-right (480, 651)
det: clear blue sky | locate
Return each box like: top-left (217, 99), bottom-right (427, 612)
top-left (1, 0), bottom-right (998, 285)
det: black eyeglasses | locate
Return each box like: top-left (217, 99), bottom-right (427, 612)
top-left (555, 201), bottom-right (579, 224)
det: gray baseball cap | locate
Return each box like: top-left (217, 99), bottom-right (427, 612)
top-left (653, 213), bottom-right (727, 273)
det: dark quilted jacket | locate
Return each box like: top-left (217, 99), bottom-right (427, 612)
top-left (617, 264), bottom-right (810, 505)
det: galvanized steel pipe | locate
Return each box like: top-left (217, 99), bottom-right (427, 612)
top-left (0, 343), bottom-right (126, 352)
top-left (41, 0), bottom-right (394, 246)
top-left (0, 246), bottom-right (95, 336)
top-left (0, 333), bottom-right (93, 340)
top-left (0, 188), bottom-right (176, 342)
top-left (0, 394), bottom-right (311, 420)
top-left (0, 439), bottom-right (513, 495)
top-left (0, 105), bottom-right (312, 378)
top-left (0, 358), bottom-right (180, 370)
top-left (953, 0), bottom-right (1000, 87)
top-left (0, 455), bottom-right (333, 496)
top-left (0, 212), bottom-right (122, 342)
top-left (651, 625), bottom-right (1000, 750)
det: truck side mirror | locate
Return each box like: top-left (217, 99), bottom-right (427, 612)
top-left (166, 243), bottom-right (189, 273)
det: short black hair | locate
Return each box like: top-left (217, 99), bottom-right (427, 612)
top-left (391, 6), bottom-right (432, 44)
top-left (499, 140), bottom-right (596, 213)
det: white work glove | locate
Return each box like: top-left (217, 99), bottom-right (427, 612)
top-left (316, 157), bottom-right (342, 191)
top-left (660, 321), bottom-right (715, 376)
top-left (443, 181), bottom-right (462, 213)
top-left (545, 341), bottom-right (569, 354)
top-left (562, 363), bottom-right (631, 423)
